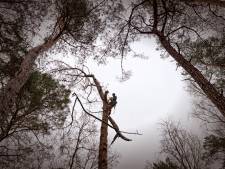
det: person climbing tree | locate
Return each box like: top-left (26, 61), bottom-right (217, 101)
top-left (109, 93), bottom-right (117, 108)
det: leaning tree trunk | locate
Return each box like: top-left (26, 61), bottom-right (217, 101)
top-left (0, 20), bottom-right (63, 139)
top-left (156, 31), bottom-right (225, 117)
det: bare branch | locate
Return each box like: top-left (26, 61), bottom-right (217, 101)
top-left (73, 93), bottom-right (138, 138)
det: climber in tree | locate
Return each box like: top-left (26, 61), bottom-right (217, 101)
top-left (109, 93), bottom-right (117, 108)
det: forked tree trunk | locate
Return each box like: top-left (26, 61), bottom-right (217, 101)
top-left (156, 31), bottom-right (225, 117)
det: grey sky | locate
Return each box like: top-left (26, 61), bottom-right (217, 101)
top-left (87, 38), bottom-right (197, 169)
top-left (48, 34), bottom-right (202, 169)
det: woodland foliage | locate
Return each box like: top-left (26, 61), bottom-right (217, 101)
top-left (0, 0), bottom-right (225, 169)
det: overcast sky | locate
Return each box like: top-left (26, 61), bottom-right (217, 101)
top-left (87, 38), bottom-right (202, 169)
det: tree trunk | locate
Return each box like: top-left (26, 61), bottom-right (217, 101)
top-left (91, 76), bottom-right (131, 169)
top-left (156, 31), bottom-right (225, 117)
top-left (0, 37), bottom-right (59, 139)
top-left (69, 123), bottom-right (84, 169)
top-left (98, 104), bottom-right (111, 169)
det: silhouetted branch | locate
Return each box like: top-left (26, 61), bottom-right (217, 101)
top-left (73, 93), bottom-right (140, 139)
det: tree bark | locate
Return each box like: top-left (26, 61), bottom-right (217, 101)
top-left (183, 0), bottom-right (225, 8)
top-left (156, 31), bottom-right (225, 117)
top-left (90, 75), bottom-right (131, 169)
top-left (0, 35), bottom-right (60, 138)
top-left (98, 104), bottom-right (111, 169)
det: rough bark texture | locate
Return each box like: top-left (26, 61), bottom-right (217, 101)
top-left (185, 0), bottom-right (225, 7)
top-left (156, 31), bottom-right (225, 117)
top-left (92, 76), bottom-right (111, 169)
top-left (93, 76), bottom-right (128, 169)
top-left (98, 104), bottom-right (111, 169)
top-left (75, 75), bottom-right (131, 169)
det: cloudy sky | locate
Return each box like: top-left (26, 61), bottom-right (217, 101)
top-left (87, 38), bottom-right (202, 169)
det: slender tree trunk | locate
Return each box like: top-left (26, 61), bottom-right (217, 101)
top-left (69, 123), bottom-right (84, 169)
top-left (156, 31), bottom-right (225, 117)
top-left (98, 104), bottom-right (111, 169)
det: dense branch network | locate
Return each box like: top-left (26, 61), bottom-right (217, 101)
top-left (114, 0), bottom-right (225, 117)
